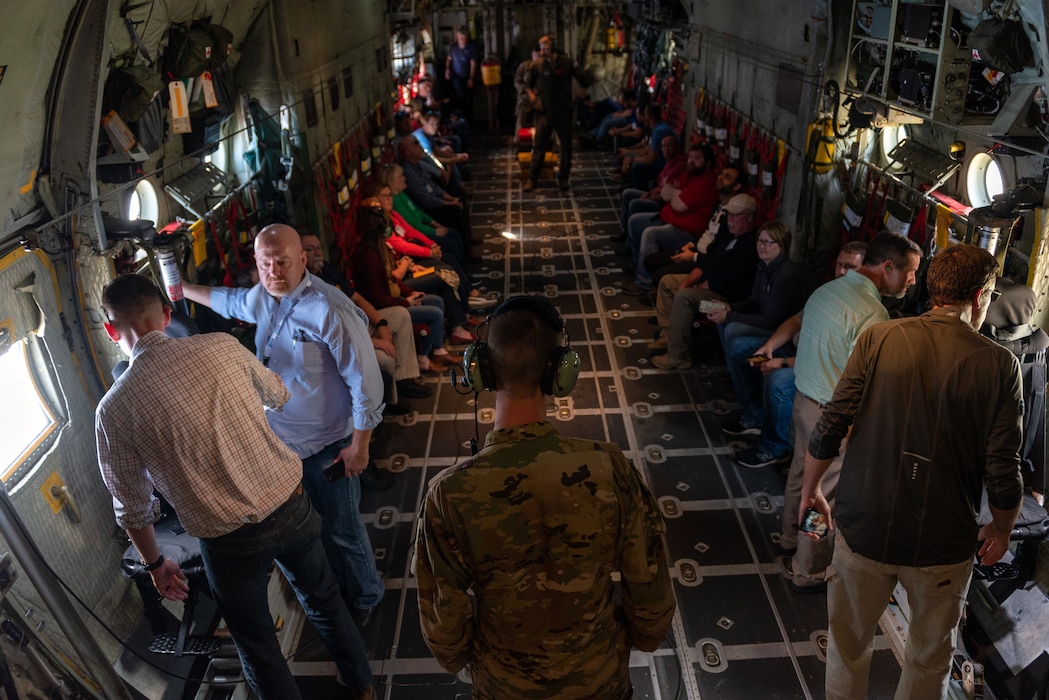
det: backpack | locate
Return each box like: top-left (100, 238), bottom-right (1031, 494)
top-left (201, 24), bottom-right (234, 69)
top-left (103, 64), bottom-right (163, 123)
top-left (164, 22), bottom-right (234, 77)
top-left (969, 18), bottom-right (1034, 74)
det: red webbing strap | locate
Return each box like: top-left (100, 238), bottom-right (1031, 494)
top-left (224, 196), bottom-right (252, 271)
top-left (208, 218), bottom-right (235, 287)
top-left (859, 176), bottom-right (889, 241)
top-left (910, 203), bottom-right (929, 247)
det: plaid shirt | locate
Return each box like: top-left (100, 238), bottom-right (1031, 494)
top-left (96, 331), bottom-right (302, 538)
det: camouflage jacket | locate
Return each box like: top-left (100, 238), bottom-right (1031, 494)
top-left (414, 421), bottom-right (676, 699)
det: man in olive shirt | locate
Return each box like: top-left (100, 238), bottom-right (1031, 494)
top-left (802, 245), bottom-right (1024, 699)
top-left (414, 297), bottom-right (675, 699)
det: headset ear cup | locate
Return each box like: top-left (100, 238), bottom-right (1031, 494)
top-left (545, 346), bottom-right (581, 397)
top-left (463, 341), bottom-right (493, 392)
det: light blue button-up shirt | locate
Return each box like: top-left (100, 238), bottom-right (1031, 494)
top-left (211, 273), bottom-right (384, 458)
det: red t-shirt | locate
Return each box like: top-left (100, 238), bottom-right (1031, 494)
top-left (660, 169), bottom-right (718, 235)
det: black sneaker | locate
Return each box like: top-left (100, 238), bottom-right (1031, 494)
top-left (721, 419), bottom-right (761, 436)
top-left (735, 447), bottom-right (791, 469)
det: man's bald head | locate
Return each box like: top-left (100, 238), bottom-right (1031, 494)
top-left (255, 224), bottom-right (307, 298)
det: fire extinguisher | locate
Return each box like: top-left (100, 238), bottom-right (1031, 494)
top-left (154, 229), bottom-right (190, 316)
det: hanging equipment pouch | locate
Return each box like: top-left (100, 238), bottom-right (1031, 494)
top-left (968, 18), bottom-right (1034, 74)
top-left (165, 25), bottom-right (214, 78)
top-left (104, 64), bottom-right (164, 123)
top-left (202, 24), bottom-right (233, 69)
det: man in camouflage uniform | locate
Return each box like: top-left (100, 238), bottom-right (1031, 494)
top-left (413, 296), bottom-right (676, 699)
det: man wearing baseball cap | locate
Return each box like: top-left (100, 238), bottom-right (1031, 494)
top-left (651, 193), bottom-right (760, 370)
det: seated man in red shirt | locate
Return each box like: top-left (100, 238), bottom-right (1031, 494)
top-left (622, 143), bottom-right (719, 295)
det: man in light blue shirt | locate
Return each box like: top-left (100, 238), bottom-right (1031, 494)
top-left (183, 224), bottom-right (387, 625)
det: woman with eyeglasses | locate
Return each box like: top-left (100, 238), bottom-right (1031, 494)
top-left (705, 221), bottom-right (808, 468)
top-left (378, 163), bottom-right (468, 269)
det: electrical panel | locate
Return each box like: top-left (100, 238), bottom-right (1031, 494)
top-left (845, 1), bottom-right (976, 127)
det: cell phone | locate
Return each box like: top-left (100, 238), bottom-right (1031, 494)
top-left (323, 460), bottom-right (345, 482)
top-left (800, 507), bottom-right (829, 539)
top-left (747, 355), bottom-right (768, 366)
top-left (698, 299), bottom-right (727, 314)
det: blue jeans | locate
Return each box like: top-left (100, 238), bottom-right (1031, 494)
top-left (628, 158), bottom-right (663, 189)
top-left (301, 438), bottom-right (385, 610)
top-left (626, 211), bottom-right (662, 265)
top-left (593, 114), bottom-right (629, 142)
top-left (619, 188), bottom-right (660, 230)
top-left (635, 223), bottom-right (692, 289)
top-left (760, 365), bottom-right (796, 457)
top-left (721, 322), bottom-right (773, 428)
top-left (199, 488), bottom-right (372, 699)
top-left (408, 296), bottom-right (444, 356)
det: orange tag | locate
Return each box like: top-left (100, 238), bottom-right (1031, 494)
top-left (169, 81), bottom-right (191, 134)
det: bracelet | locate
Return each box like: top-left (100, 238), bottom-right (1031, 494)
top-left (374, 319), bottom-right (389, 329)
top-left (141, 554), bottom-right (165, 572)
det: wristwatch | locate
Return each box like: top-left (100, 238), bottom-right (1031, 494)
top-left (374, 319), bottom-right (389, 328)
top-left (142, 554), bottom-right (165, 572)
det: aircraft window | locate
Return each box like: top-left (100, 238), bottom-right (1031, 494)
top-left (880, 125), bottom-right (908, 171)
top-left (0, 338), bottom-right (60, 481)
top-left (127, 180), bottom-right (159, 225)
top-left (205, 136), bottom-right (227, 176)
top-left (391, 31), bottom-right (417, 80)
top-left (966, 152), bottom-right (1005, 208)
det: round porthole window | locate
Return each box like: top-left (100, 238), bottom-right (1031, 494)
top-left (880, 125), bottom-right (908, 171)
top-left (966, 152), bottom-right (1005, 208)
top-left (127, 179), bottom-right (159, 225)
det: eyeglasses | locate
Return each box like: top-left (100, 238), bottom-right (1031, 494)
top-left (990, 289), bottom-right (1002, 301)
top-left (756, 238), bottom-right (778, 247)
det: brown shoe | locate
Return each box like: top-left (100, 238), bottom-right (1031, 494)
top-left (352, 686), bottom-right (377, 700)
top-left (522, 180), bottom-right (537, 192)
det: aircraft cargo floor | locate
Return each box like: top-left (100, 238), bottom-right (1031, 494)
top-left (286, 137), bottom-right (904, 699)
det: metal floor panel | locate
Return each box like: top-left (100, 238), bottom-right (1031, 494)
top-left (287, 136), bottom-right (904, 699)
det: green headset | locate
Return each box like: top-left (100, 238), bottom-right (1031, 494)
top-left (461, 296), bottom-right (580, 397)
